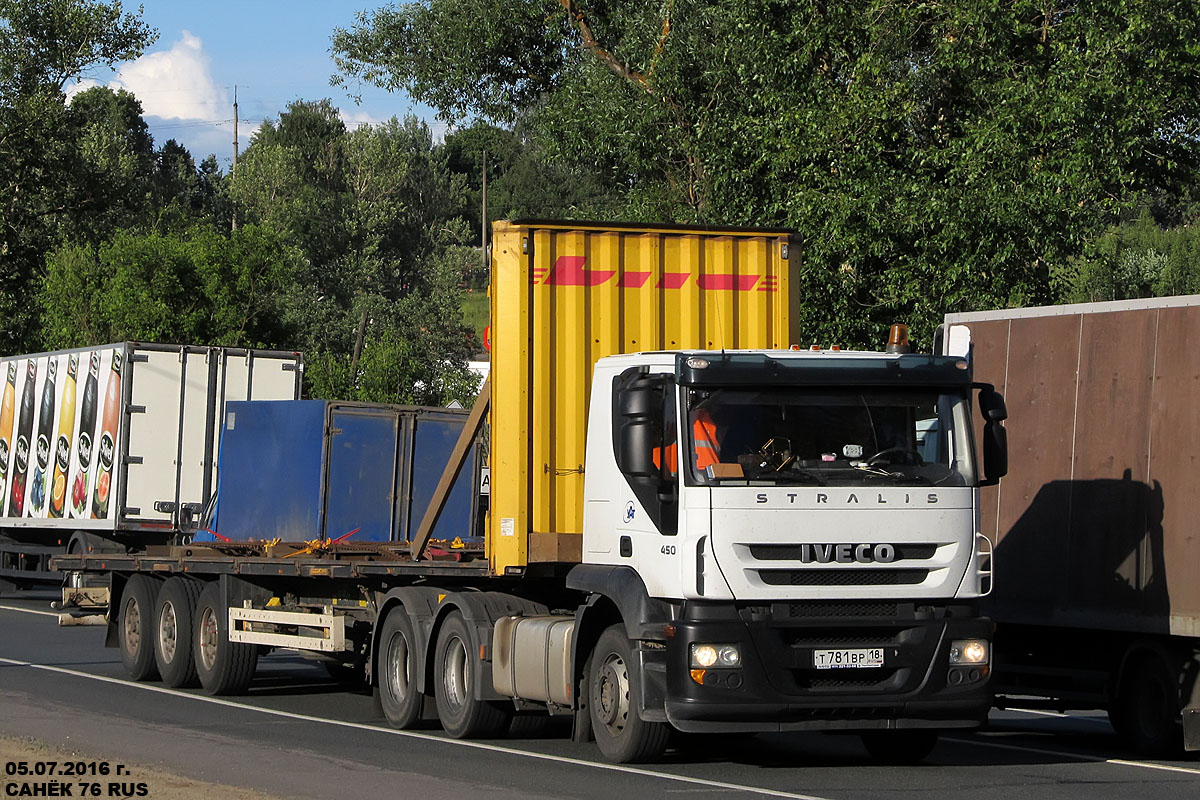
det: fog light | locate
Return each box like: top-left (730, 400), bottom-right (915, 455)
top-left (949, 639), bottom-right (989, 665)
top-left (690, 643), bottom-right (741, 668)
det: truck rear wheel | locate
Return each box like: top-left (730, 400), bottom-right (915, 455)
top-left (378, 607), bottom-right (424, 728)
top-left (119, 575), bottom-right (161, 681)
top-left (587, 625), bottom-right (670, 763)
top-left (153, 577), bottom-right (202, 688)
top-left (860, 730), bottom-right (939, 764)
top-left (1110, 649), bottom-right (1182, 756)
top-left (434, 611), bottom-right (510, 738)
top-left (193, 581), bottom-right (258, 695)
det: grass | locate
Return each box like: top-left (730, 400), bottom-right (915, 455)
top-left (461, 290), bottom-right (490, 352)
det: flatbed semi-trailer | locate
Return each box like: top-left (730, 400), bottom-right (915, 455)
top-left (55, 220), bottom-right (1005, 764)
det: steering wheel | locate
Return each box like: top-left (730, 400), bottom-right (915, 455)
top-left (866, 446), bottom-right (924, 467)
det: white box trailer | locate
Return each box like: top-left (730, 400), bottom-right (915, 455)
top-left (0, 343), bottom-right (301, 590)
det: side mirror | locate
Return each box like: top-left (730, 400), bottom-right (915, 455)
top-left (981, 421), bottom-right (1008, 485)
top-left (619, 420), bottom-right (659, 478)
top-left (975, 383), bottom-right (1008, 485)
top-left (977, 384), bottom-right (1008, 422)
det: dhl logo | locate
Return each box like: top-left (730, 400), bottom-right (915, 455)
top-left (532, 256), bottom-right (778, 292)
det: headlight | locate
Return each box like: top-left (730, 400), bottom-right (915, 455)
top-left (690, 643), bottom-right (741, 668)
top-left (949, 639), bottom-right (989, 665)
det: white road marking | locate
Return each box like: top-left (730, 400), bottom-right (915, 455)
top-left (1006, 708), bottom-right (1110, 724)
top-left (0, 656), bottom-right (831, 800)
top-left (946, 735), bottom-right (1200, 776)
top-left (0, 603), bottom-right (59, 618)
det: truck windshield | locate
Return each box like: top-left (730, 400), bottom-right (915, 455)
top-left (684, 387), bottom-right (974, 487)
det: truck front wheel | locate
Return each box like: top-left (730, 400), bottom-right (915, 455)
top-left (434, 611), bottom-right (511, 738)
top-left (587, 625), bottom-right (670, 763)
top-left (193, 581), bottom-right (258, 695)
top-left (119, 575), bottom-right (161, 681)
top-left (378, 607), bottom-right (424, 728)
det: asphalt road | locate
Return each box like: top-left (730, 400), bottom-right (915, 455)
top-left (2, 591), bottom-right (1199, 800)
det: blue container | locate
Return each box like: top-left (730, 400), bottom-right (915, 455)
top-left (205, 400), bottom-right (481, 544)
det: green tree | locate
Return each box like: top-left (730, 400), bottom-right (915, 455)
top-left (232, 101), bottom-right (477, 403)
top-left (0, 0), bottom-right (155, 349)
top-left (335, 0), bottom-right (1200, 345)
top-left (39, 226), bottom-right (306, 348)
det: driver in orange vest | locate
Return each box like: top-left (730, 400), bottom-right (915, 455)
top-left (652, 404), bottom-right (721, 474)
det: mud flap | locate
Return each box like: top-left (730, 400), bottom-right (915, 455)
top-left (1183, 705), bottom-right (1200, 752)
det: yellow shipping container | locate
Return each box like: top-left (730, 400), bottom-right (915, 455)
top-left (488, 220), bottom-right (798, 575)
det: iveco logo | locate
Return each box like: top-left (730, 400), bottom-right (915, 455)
top-left (799, 543), bottom-right (897, 564)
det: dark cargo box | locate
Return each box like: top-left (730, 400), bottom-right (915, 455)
top-left (207, 400), bottom-right (483, 544)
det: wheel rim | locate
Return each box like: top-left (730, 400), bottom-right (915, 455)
top-left (595, 651), bottom-right (630, 735)
top-left (123, 596), bottom-right (141, 653)
top-left (158, 599), bottom-right (178, 663)
top-left (441, 634), bottom-right (469, 712)
top-left (198, 606), bottom-right (218, 671)
top-left (385, 630), bottom-right (411, 702)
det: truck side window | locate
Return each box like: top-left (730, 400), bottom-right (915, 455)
top-left (611, 369), bottom-right (678, 535)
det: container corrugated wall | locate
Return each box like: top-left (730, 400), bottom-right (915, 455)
top-left (489, 220), bottom-right (798, 574)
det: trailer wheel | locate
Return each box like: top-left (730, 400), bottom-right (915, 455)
top-left (1110, 649), bottom-right (1182, 756)
top-left (118, 575), bottom-right (161, 681)
top-left (860, 730), bottom-right (939, 764)
top-left (434, 611), bottom-right (510, 738)
top-left (193, 581), bottom-right (258, 695)
top-left (153, 577), bottom-right (202, 688)
top-left (587, 625), bottom-right (670, 763)
top-left (378, 607), bottom-right (424, 728)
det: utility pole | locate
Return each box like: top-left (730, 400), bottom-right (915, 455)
top-left (231, 85), bottom-right (239, 232)
top-left (481, 150), bottom-right (487, 275)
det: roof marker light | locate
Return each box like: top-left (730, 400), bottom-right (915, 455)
top-left (885, 324), bottom-right (911, 354)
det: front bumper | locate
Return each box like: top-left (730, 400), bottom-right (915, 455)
top-left (663, 601), bottom-right (992, 733)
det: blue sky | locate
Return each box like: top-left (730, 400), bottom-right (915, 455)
top-left (67, 1), bottom-right (440, 171)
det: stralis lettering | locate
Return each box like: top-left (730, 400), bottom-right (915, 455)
top-left (755, 492), bottom-right (939, 505)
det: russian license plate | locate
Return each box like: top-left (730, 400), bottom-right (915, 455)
top-left (813, 648), bottom-right (884, 669)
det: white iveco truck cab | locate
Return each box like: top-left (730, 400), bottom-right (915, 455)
top-left (566, 332), bottom-right (1007, 761)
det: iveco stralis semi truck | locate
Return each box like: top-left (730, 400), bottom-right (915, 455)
top-left (55, 221), bottom-right (1006, 764)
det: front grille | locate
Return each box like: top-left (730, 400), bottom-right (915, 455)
top-left (785, 630), bottom-right (897, 648)
top-left (760, 569), bottom-right (929, 587)
top-left (748, 543), bottom-right (939, 561)
top-left (796, 669), bottom-right (900, 690)
top-left (785, 601), bottom-right (900, 618)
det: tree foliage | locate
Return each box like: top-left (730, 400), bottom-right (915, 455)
top-left (334, 0), bottom-right (1200, 345)
top-left (0, 0), bottom-right (156, 350)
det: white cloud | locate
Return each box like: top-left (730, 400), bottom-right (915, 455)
top-left (113, 31), bottom-right (228, 122)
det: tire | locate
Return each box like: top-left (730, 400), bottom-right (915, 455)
top-left (193, 581), bottom-right (258, 695)
top-left (860, 730), bottom-right (939, 764)
top-left (119, 574), bottom-right (161, 681)
top-left (587, 624), bottom-right (670, 763)
top-left (378, 608), bottom-right (424, 728)
top-left (434, 611), bottom-right (510, 738)
top-left (1110, 650), bottom-right (1183, 756)
top-left (507, 714), bottom-right (553, 738)
top-left (153, 577), bottom-right (202, 688)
